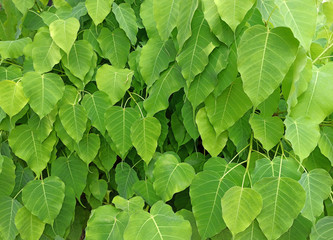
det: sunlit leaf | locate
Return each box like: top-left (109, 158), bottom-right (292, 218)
top-left (15, 207), bottom-right (45, 240)
top-left (85, 0), bottom-right (113, 25)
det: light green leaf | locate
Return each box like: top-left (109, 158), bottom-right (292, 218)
top-left (238, 26), bottom-right (298, 106)
top-left (275, 0), bottom-right (317, 50)
top-left (299, 169), bottom-right (333, 222)
top-left (115, 162), bottom-right (139, 199)
top-left (205, 79), bottom-right (252, 135)
top-left (318, 127), bottom-right (333, 165)
top-left (153, 153), bottom-right (195, 202)
top-left (0, 38), bottom-right (32, 59)
top-left (133, 180), bottom-right (161, 206)
top-left (0, 196), bottom-right (21, 240)
top-left (0, 156), bottom-right (15, 196)
top-left (105, 106), bottom-right (140, 159)
top-left (144, 63), bottom-right (185, 116)
top-left (22, 72), bottom-right (64, 119)
top-left (290, 63), bottom-right (333, 124)
top-left (49, 18), bottom-right (80, 54)
top-left (62, 40), bottom-right (94, 80)
top-left (228, 113), bottom-right (251, 153)
top-left (214, 0), bottom-right (255, 31)
top-left (97, 28), bottom-right (130, 68)
top-left (12, 0), bottom-right (34, 14)
top-left (85, 0), bottom-right (113, 25)
top-left (279, 214), bottom-right (312, 240)
top-left (59, 103), bottom-right (87, 143)
top-left (54, 117), bottom-right (75, 151)
top-left (0, 80), bottom-right (28, 117)
top-left (112, 3), bottom-right (137, 45)
top-left (177, 0), bottom-right (198, 49)
top-left (176, 10), bottom-right (216, 84)
top-left (256, 0), bottom-right (285, 27)
top-left (249, 114), bottom-right (284, 151)
top-left (86, 205), bottom-right (128, 240)
top-left (140, 0), bottom-right (159, 39)
top-left (153, 0), bottom-right (179, 41)
top-left (22, 176), bottom-right (65, 224)
top-left (96, 64), bottom-right (133, 105)
top-left (222, 186), bottom-right (262, 235)
top-left (139, 38), bottom-right (176, 88)
top-left (196, 108), bottom-right (228, 157)
top-left (0, 65), bottom-right (22, 81)
top-left (82, 91), bottom-right (111, 134)
top-left (112, 196), bottom-right (144, 213)
top-left (253, 177), bottom-right (306, 240)
top-left (15, 207), bottom-right (45, 240)
top-left (51, 155), bottom-right (88, 199)
top-left (131, 116), bottom-right (161, 164)
top-left (234, 221), bottom-right (266, 240)
top-left (123, 201), bottom-right (192, 240)
top-left (76, 133), bottom-right (100, 165)
top-left (310, 216), bottom-right (333, 240)
top-left (285, 116), bottom-right (320, 160)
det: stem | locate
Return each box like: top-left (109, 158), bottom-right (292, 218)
top-left (241, 134), bottom-right (253, 188)
top-left (127, 91), bottom-right (144, 118)
top-left (313, 41), bottom-right (333, 64)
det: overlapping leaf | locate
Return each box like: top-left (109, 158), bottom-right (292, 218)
top-left (113, 3), bottom-right (137, 45)
top-left (0, 81), bottom-right (28, 117)
top-left (0, 196), bottom-right (21, 240)
top-left (15, 207), bottom-right (45, 240)
top-left (85, 0), bottom-right (113, 25)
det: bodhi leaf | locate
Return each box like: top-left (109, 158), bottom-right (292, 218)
top-left (0, 38), bottom-right (32, 59)
top-left (96, 64), bottom-right (133, 105)
top-left (238, 26), bottom-right (299, 106)
top-left (318, 127), bottom-right (333, 165)
top-left (0, 156), bottom-right (15, 196)
top-left (15, 207), bottom-right (45, 240)
top-left (115, 162), bottom-right (139, 199)
top-left (49, 18), bottom-right (80, 54)
top-left (299, 169), bottom-right (333, 222)
top-left (279, 214), bottom-right (312, 240)
top-left (0, 196), bottom-right (22, 240)
top-left (214, 0), bottom-right (255, 32)
top-left (133, 180), bottom-right (161, 206)
top-left (12, 0), bottom-right (34, 14)
top-left (285, 116), bottom-right (320, 160)
top-left (105, 107), bottom-right (140, 159)
top-left (153, 0), bottom-right (179, 41)
top-left (85, 0), bottom-right (113, 25)
top-left (21, 72), bottom-right (65, 119)
top-left (144, 63), bottom-right (185, 117)
top-left (22, 176), bottom-right (65, 224)
top-left (153, 153), bottom-right (195, 202)
top-left (75, 133), bottom-right (100, 165)
top-left (123, 201), bottom-right (192, 240)
top-left (140, 0), bottom-right (159, 39)
top-left (249, 114), bottom-right (284, 151)
top-left (0, 80), bottom-right (28, 117)
top-left (253, 177), bottom-right (306, 240)
top-left (131, 116), bottom-right (161, 165)
top-left (309, 216), bottom-right (333, 240)
top-left (112, 196), bottom-right (145, 213)
top-left (234, 221), bottom-right (266, 240)
top-left (221, 186), bottom-right (263, 236)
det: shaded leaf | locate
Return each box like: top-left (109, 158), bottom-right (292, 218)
top-left (115, 162), bottom-right (139, 199)
top-left (113, 3), bottom-right (137, 45)
top-left (0, 196), bottom-right (21, 240)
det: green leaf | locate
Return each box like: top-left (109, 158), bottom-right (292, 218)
top-left (76, 133), bottom-right (100, 165)
top-left (0, 196), bottom-right (21, 240)
top-left (139, 38), bottom-right (176, 88)
top-left (59, 103), bottom-right (88, 143)
top-left (153, 153), bottom-right (195, 201)
top-left (105, 106), bottom-right (140, 159)
top-left (318, 126), bottom-right (333, 165)
top-left (205, 79), bottom-right (252, 135)
top-left (89, 179), bottom-right (107, 202)
top-left (275, 0), bottom-right (317, 50)
top-left (112, 196), bottom-right (144, 213)
top-left (253, 177), bottom-right (306, 240)
top-left (15, 207), bottom-right (45, 240)
top-left (182, 100), bottom-right (199, 140)
top-left (299, 169), bottom-right (333, 222)
top-left (123, 201), bottom-right (192, 240)
top-left (85, 0), bottom-right (113, 25)
top-left (153, 0), bottom-right (179, 40)
top-left (196, 108), bottom-right (228, 157)
top-left (140, 0), bottom-right (158, 39)
top-left (176, 209), bottom-right (201, 240)
top-left (51, 156), bottom-right (88, 198)
top-left (0, 80), bottom-right (28, 117)
top-left (49, 18), bottom-right (80, 54)
top-left (133, 180), bottom-right (161, 206)
top-left (310, 216), bottom-right (333, 240)
top-left (144, 63), bottom-right (185, 116)
top-left (234, 221), bottom-right (266, 240)
top-left (22, 72), bottom-right (64, 119)
top-left (0, 156), bottom-right (15, 196)
top-left (97, 28), bottom-right (130, 68)
top-left (82, 91), bottom-right (111, 134)
top-left (96, 64), bottom-right (133, 105)
top-left (285, 116), bottom-right (320, 160)
top-left (228, 113), bottom-right (251, 153)
top-left (12, 0), bottom-right (34, 14)
top-left (112, 3), bottom-right (137, 45)
top-left (176, 9), bottom-right (216, 84)
top-left (22, 176), bottom-right (65, 224)
top-left (279, 214), bottom-right (312, 240)
top-left (62, 40), bottom-right (94, 80)
top-left (131, 117), bottom-right (161, 165)
top-left (0, 38), bottom-right (32, 59)
top-left (257, 88), bottom-right (280, 117)
top-left (249, 114), bottom-right (284, 151)
top-left (222, 186), bottom-right (262, 235)
top-left (238, 26), bottom-right (299, 106)
top-left (86, 205), bottom-right (128, 240)
top-left (0, 65), bottom-right (22, 81)
top-left (214, 0), bottom-right (255, 31)
top-left (256, 0), bottom-right (285, 27)
top-left (115, 162), bottom-right (139, 199)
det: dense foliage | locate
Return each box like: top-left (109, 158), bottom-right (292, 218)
top-left (0, 0), bottom-right (333, 239)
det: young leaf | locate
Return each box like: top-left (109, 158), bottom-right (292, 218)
top-left (22, 176), bottom-right (65, 224)
top-left (115, 162), bottom-right (139, 199)
top-left (112, 196), bottom-right (145, 213)
top-left (0, 38), bottom-right (32, 59)
top-left (12, 0), bottom-right (34, 14)
top-left (15, 207), bottom-right (45, 240)
top-left (76, 133), bottom-right (100, 165)
top-left (85, 0), bottom-right (113, 25)
top-left (238, 26), bottom-right (299, 106)
top-left (0, 196), bottom-right (21, 240)
top-left (131, 117), bottom-right (161, 164)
